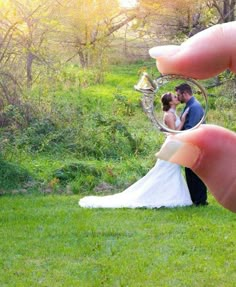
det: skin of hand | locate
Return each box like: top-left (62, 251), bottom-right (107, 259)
top-left (180, 107), bottom-right (189, 121)
top-left (149, 21), bottom-right (236, 212)
top-left (149, 21), bottom-right (236, 79)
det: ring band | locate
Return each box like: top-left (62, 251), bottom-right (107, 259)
top-left (134, 73), bottom-right (208, 134)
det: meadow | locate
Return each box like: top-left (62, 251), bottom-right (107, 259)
top-left (0, 194), bottom-right (235, 287)
top-left (0, 61), bottom-right (236, 286)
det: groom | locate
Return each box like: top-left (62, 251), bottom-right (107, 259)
top-left (175, 83), bottom-right (208, 206)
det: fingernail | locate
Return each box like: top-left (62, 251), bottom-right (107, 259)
top-left (149, 45), bottom-right (180, 59)
top-left (156, 138), bottom-right (201, 168)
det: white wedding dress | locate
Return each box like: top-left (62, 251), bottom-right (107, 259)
top-left (79, 111), bottom-right (192, 209)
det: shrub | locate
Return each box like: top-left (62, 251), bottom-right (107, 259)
top-left (53, 162), bottom-right (101, 184)
top-left (0, 156), bottom-right (32, 190)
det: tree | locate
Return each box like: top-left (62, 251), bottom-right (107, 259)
top-left (0, 1), bottom-right (23, 107)
top-left (9, 0), bottom-right (60, 88)
top-left (209, 0), bottom-right (236, 23)
top-left (135, 0), bottom-right (208, 39)
top-left (0, 0), bottom-right (61, 99)
top-left (56, 0), bottom-right (138, 68)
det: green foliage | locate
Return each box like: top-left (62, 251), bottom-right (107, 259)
top-left (0, 62), bottom-right (235, 193)
top-left (206, 77), bottom-right (236, 131)
top-left (59, 65), bottom-right (105, 88)
top-left (0, 104), bottom-right (28, 129)
top-left (17, 118), bottom-right (57, 152)
top-left (113, 91), bottom-right (136, 116)
top-left (53, 162), bottom-right (101, 184)
top-left (0, 156), bottom-right (32, 190)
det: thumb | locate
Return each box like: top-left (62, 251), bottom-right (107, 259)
top-left (149, 22), bottom-right (236, 79)
top-left (156, 125), bottom-right (236, 212)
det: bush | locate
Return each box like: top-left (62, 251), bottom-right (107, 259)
top-left (52, 162), bottom-right (102, 194)
top-left (53, 162), bottom-right (101, 183)
top-left (0, 156), bottom-right (32, 190)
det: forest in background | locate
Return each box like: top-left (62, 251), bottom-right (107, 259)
top-left (0, 0), bottom-right (235, 194)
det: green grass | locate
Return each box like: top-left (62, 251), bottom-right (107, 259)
top-left (0, 193), bottom-right (235, 287)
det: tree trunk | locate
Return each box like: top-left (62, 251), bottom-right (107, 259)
top-left (78, 50), bottom-right (87, 68)
top-left (27, 52), bottom-right (35, 89)
top-left (229, 0), bottom-right (236, 21)
top-left (223, 0), bottom-right (235, 22)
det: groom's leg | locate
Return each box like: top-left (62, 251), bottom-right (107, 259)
top-left (185, 167), bottom-right (207, 205)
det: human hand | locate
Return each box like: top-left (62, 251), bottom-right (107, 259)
top-left (181, 107), bottom-right (189, 122)
top-left (149, 21), bottom-right (236, 79)
top-left (150, 21), bottom-right (236, 212)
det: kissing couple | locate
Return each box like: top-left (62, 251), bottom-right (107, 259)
top-left (79, 83), bottom-right (208, 209)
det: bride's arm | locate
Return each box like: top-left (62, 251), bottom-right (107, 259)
top-left (164, 112), bottom-right (176, 130)
top-left (165, 112), bottom-right (187, 131)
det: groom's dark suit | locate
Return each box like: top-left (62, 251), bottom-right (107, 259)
top-left (182, 97), bottom-right (208, 205)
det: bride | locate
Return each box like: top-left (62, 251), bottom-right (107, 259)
top-left (79, 92), bottom-right (192, 208)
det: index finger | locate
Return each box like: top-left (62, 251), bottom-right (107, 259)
top-left (156, 125), bottom-right (236, 212)
top-left (149, 21), bottom-right (236, 79)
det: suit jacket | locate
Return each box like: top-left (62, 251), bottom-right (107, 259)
top-left (182, 97), bottom-right (204, 130)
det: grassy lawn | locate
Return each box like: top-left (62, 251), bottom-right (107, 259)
top-left (0, 63), bottom-right (236, 287)
top-left (0, 193), bottom-right (235, 287)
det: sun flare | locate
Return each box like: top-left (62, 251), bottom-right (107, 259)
top-left (119, 0), bottom-right (137, 8)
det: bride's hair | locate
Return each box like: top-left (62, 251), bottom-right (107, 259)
top-left (161, 93), bottom-right (172, 111)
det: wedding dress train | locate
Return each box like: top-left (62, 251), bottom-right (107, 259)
top-left (79, 159), bottom-right (192, 208)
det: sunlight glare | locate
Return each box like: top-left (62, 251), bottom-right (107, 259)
top-left (119, 0), bottom-right (137, 8)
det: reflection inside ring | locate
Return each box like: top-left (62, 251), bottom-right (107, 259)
top-left (135, 73), bottom-right (208, 133)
